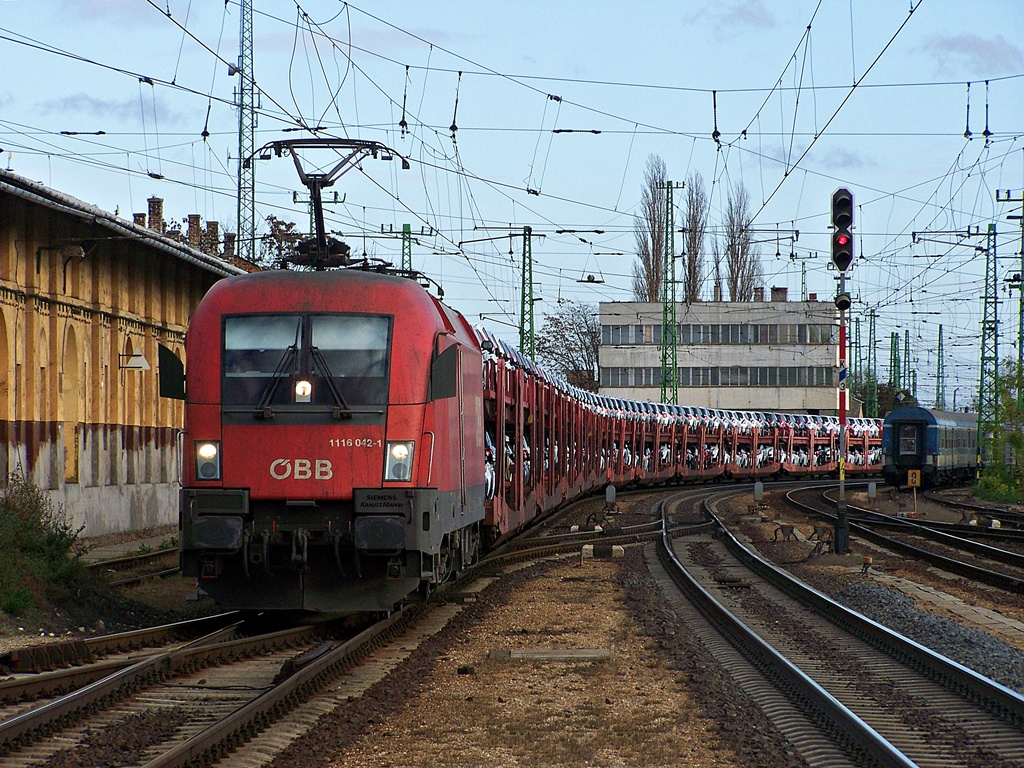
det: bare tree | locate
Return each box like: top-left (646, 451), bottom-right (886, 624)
top-left (682, 172), bottom-right (709, 303)
top-left (631, 155), bottom-right (666, 302)
top-left (535, 300), bottom-right (600, 391)
top-left (258, 215), bottom-right (303, 268)
top-left (722, 183), bottom-right (763, 301)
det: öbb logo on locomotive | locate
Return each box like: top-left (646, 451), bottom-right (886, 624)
top-left (269, 458), bottom-right (334, 480)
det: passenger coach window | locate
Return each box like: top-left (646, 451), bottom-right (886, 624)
top-left (898, 424), bottom-right (918, 456)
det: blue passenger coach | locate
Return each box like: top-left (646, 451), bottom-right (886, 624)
top-left (882, 406), bottom-right (978, 486)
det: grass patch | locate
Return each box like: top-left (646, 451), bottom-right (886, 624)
top-left (976, 472), bottom-right (1024, 505)
top-left (0, 471), bottom-right (94, 617)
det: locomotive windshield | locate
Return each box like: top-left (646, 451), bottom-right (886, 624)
top-left (222, 313), bottom-right (391, 409)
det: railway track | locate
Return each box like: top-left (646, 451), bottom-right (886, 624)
top-left (1, 491), bottom-right (643, 767)
top-left (0, 615), bottom-right (350, 762)
top-left (17, 482), bottom-right (1023, 767)
top-left (85, 547), bottom-right (181, 588)
top-left (788, 486), bottom-right (1024, 594)
top-left (923, 490), bottom-right (1024, 527)
top-left (655, 488), bottom-right (1024, 767)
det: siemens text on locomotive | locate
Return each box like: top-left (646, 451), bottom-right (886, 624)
top-left (172, 268), bottom-right (884, 614)
top-left (881, 405), bottom-right (978, 487)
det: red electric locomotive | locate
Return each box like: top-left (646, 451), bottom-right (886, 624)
top-left (177, 269), bottom-right (486, 612)
top-left (170, 266), bottom-right (884, 615)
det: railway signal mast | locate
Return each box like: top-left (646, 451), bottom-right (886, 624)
top-left (832, 188), bottom-right (854, 554)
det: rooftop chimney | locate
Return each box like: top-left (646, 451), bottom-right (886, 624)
top-left (808, 292), bottom-right (817, 302)
top-left (133, 213), bottom-right (147, 227)
top-left (753, 287), bottom-right (765, 302)
top-left (147, 197), bottom-right (164, 233)
top-left (187, 214), bottom-right (202, 249)
top-left (223, 232), bottom-right (236, 259)
top-left (770, 286), bottom-right (788, 302)
top-left (713, 283), bottom-right (722, 302)
top-left (204, 221), bottom-right (220, 255)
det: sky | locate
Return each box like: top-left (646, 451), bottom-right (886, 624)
top-left (2, 0), bottom-right (1024, 409)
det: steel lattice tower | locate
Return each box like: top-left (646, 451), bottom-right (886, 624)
top-left (903, 329), bottom-right (911, 393)
top-left (402, 223), bottom-right (412, 271)
top-left (866, 309), bottom-right (878, 417)
top-left (936, 324), bottom-right (946, 410)
top-left (996, 189), bottom-right (1024, 408)
top-left (851, 317), bottom-right (861, 385)
top-left (890, 332), bottom-right (901, 391)
top-left (660, 181), bottom-right (679, 403)
top-left (236, 0), bottom-right (256, 262)
top-left (519, 226), bottom-right (535, 360)
top-left (978, 223), bottom-right (999, 460)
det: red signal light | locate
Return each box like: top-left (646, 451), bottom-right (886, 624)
top-left (836, 233), bottom-right (850, 246)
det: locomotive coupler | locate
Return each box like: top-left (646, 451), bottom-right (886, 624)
top-left (291, 529), bottom-right (309, 568)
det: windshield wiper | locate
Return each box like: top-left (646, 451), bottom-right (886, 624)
top-left (254, 344), bottom-right (297, 419)
top-left (310, 346), bottom-right (353, 420)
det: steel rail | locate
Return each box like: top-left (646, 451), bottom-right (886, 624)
top-left (85, 548), bottom-right (178, 572)
top-left (722, 491), bottom-right (1024, 727)
top-left (0, 612), bottom-right (239, 674)
top-left (138, 608), bottom-right (418, 768)
top-left (108, 567), bottom-right (182, 588)
top-left (0, 620), bottom-right (333, 754)
top-left (656, 495), bottom-right (917, 768)
top-left (788, 487), bottom-right (1024, 594)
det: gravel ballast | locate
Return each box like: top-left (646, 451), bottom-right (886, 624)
top-left (837, 581), bottom-right (1024, 693)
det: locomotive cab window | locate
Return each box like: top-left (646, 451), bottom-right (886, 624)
top-left (223, 315), bottom-right (301, 406)
top-left (222, 313), bottom-right (392, 409)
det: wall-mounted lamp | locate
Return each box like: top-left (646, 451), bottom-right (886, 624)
top-left (119, 348), bottom-right (151, 370)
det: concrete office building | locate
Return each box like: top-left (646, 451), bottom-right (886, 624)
top-left (599, 287), bottom-right (839, 413)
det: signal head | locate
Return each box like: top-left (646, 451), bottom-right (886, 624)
top-left (832, 230), bottom-right (854, 272)
top-left (831, 187), bottom-right (855, 272)
top-left (832, 188), bottom-right (853, 229)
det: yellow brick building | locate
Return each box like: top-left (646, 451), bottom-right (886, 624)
top-left (0, 169), bottom-right (249, 536)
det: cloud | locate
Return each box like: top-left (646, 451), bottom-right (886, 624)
top-left (40, 94), bottom-right (142, 124)
top-left (689, 0), bottom-right (776, 32)
top-left (921, 33), bottom-right (1024, 76)
top-left (719, 0), bottom-right (775, 29)
top-left (825, 147), bottom-right (868, 170)
top-left (761, 141), bottom-right (868, 172)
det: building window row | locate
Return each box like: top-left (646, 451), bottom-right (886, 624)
top-left (601, 323), bottom-right (836, 346)
top-left (600, 366), bottom-right (836, 388)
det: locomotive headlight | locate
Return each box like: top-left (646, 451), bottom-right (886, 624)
top-left (195, 441), bottom-right (221, 481)
top-left (384, 441), bottom-right (415, 482)
top-left (295, 379), bottom-right (312, 402)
